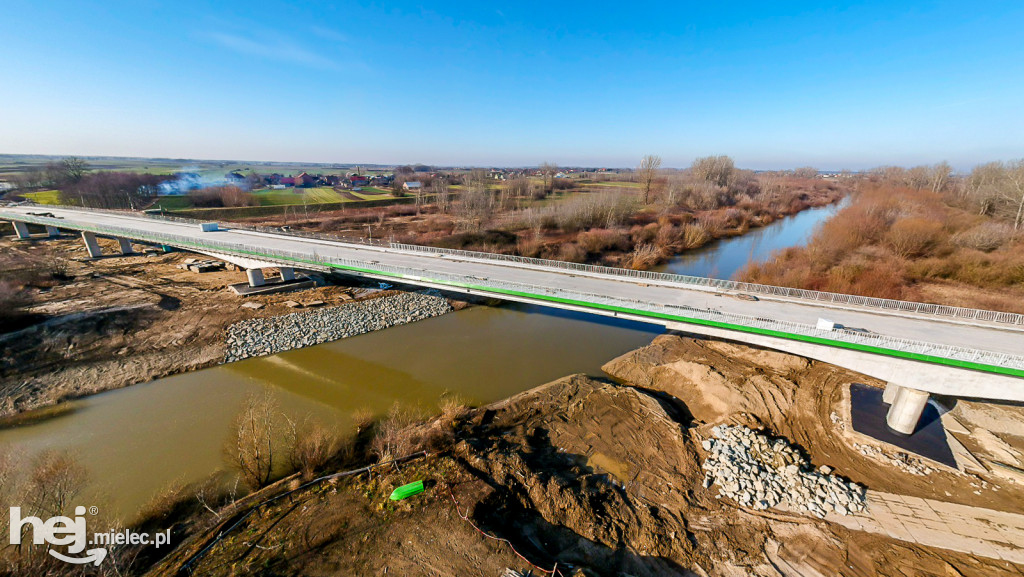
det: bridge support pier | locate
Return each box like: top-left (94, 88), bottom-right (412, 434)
top-left (117, 237), bottom-right (135, 254)
top-left (11, 221), bottom-right (30, 239)
top-left (279, 267), bottom-right (295, 281)
top-left (45, 225), bottom-right (60, 237)
top-left (81, 231), bottom-right (102, 258)
top-left (246, 269), bottom-right (266, 287)
top-left (885, 385), bottom-right (929, 435)
top-left (882, 382), bottom-right (900, 404)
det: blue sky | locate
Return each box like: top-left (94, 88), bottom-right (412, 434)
top-left (1, 1), bottom-right (1021, 169)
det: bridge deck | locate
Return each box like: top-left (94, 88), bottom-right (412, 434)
top-left (3, 206), bottom-right (1023, 379)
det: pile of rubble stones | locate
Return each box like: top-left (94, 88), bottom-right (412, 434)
top-left (225, 290), bottom-right (452, 362)
top-left (702, 424), bottom-right (867, 517)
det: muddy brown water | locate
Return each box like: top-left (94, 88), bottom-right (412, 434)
top-left (0, 200), bottom-right (843, 519)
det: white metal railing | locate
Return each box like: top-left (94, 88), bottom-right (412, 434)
top-left (20, 204), bottom-right (1024, 326)
top-left (390, 243), bottom-right (1024, 326)
top-left (4, 209), bottom-right (1023, 374)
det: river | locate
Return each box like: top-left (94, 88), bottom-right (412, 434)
top-left (0, 200), bottom-right (844, 519)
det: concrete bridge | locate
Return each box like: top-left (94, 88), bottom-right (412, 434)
top-left (4, 205), bottom-right (1024, 435)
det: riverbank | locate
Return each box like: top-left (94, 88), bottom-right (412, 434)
top-left (0, 235), bottom-right (457, 420)
top-left (138, 334), bottom-right (1024, 577)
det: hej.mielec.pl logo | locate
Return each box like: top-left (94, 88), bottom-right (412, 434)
top-left (9, 506), bottom-right (171, 566)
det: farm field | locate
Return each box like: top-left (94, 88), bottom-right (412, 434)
top-left (19, 190), bottom-right (61, 204)
top-left (147, 186), bottom-right (402, 211)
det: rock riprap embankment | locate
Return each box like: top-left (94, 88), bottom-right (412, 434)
top-left (701, 424), bottom-right (867, 518)
top-left (225, 291), bottom-right (452, 362)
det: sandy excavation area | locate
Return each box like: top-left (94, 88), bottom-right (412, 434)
top-left (149, 334), bottom-right (1024, 577)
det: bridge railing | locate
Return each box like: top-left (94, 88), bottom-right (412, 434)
top-left (15, 204), bottom-right (1022, 326)
top-left (5, 209), bottom-right (1023, 374)
top-left (390, 243), bottom-right (1024, 326)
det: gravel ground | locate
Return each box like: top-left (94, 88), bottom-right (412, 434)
top-left (225, 290), bottom-right (453, 362)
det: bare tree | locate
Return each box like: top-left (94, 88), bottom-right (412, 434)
top-left (61, 157), bottom-right (89, 184)
top-left (638, 154), bottom-right (662, 204)
top-left (434, 176), bottom-right (451, 213)
top-left (456, 169), bottom-right (495, 229)
top-left (964, 161), bottom-right (1005, 214)
top-left (929, 161), bottom-right (953, 194)
top-left (691, 155), bottom-right (735, 187)
top-left (286, 417), bottom-right (340, 479)
top-left (225, 392), bottom-right (281, 490)
top-left (539, 162), bottom-right (558, 194)
top-left (1001, 159), bottom-right (1024, 230)
top-left (792, 166), bottom-right (818, 179)
top-left (26, 451), bottom-right (87, 518)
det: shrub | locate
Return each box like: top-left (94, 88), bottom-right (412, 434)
top-left (577, 228), bottom-right (630, 253)
top-left (287, 418), bottom-right (340, 479)
top-left (627, 243), bottom-right (663, 270)
top-left (951, 222), bottom-right (1016, 252)
top-left (680, 223), bottom-right (711, 249)
top-left (557, 243), bottom-right (587, 263)
top-left (371, 403), bottom-right (420, 463)
top-left (885, 217), bottom-right (944, 258)
top-left (224, 392), bottom-right (281, 490)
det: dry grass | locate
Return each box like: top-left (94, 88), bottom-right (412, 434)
top-left (371, 403), bottom-right (422, 463)
top-left (287, 418), bottom-right (343, 479)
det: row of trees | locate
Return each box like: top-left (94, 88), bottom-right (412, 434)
top-left (5, 157), bottom-right (89, 189)
top-left (59, 171), bottom-right (170, 209)
top-left (871, 161), bottom-right (1024, 230)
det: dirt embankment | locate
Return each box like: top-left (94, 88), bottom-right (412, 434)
top-left (0, 235), bottom-right (419, 419)
top-left (148, 336), bottom-right (1024, 577)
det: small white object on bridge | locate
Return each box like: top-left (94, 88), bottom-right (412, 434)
top-left (816, 318), bottom-right (836, 331)
top-left (200, 222), bottom-right (219, 232)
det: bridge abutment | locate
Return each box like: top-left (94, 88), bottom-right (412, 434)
top-left (81, 231), bottom-right (102, 258)
top-left (884, 385), bottom-right (930, 435)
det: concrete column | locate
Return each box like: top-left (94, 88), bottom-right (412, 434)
top-left (246, 269), bottom-right (266, 287)
top-left (81, 231), bottom-right (102, 258)
top-left (45, 225), bottom-right (60, 237)
top-left (886, 386), bottom-right (929, 435)
top-left (116, 237), bottom-right (134, 254)
top-left (882, 382), bottom-right (900, 404)
top-left (11, 221), bottom-right (30, 239)
top-left (279, 267), bottom-right (295, 281)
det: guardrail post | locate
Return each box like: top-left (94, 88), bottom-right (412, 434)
top-left (81, 231), bottom-right (102, 258)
